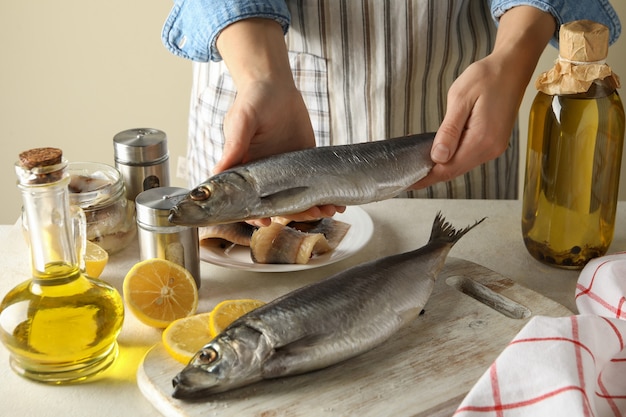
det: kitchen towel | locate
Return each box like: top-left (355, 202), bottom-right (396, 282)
top-left (454, 252), bottom-right (626, 416)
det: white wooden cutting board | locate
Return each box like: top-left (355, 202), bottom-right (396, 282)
top-left (137, 257), bottom-right (572, 417)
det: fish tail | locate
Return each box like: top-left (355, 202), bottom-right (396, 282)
top-left (428, 212), bottom-right (486, 247)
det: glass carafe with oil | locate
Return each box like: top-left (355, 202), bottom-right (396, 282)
top-left (0, 147), bottom-right (124, 383)
top-left (522, 20), bottom-right (625, 269)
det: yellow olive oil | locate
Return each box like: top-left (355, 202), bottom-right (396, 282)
top-left (0, 263), bottom-right (124, 383)
top-left (0, 149), bottom-right (124, 384)
top-left (522, 83), bottom-right (625, 268)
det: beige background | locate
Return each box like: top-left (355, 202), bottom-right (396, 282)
top-left (1, 1), bottom-right (625, 224)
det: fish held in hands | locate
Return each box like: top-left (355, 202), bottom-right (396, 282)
top-left (168, 132), bottom-right (435, 226)
top-left (171, 212), bottom-right (485, 399)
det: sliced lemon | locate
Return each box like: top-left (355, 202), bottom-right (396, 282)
top-left (162, 312), bottom-right (213, 364)
top-left (123, 258), bottom-right (198, 328)
top-left (208, 299), bottom-right (265, 337)
top-left (84, 240), bottom-right (109, 278)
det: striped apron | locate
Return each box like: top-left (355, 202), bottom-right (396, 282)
top-left (186, 0), bottom-right (519, 199)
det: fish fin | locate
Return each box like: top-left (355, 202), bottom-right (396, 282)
top-left (261, 333), bottom-right (336, 378)
top-left (260, 187), bottom-right (310, 204)
top-left (273, 333), bottom-right (328, 353)
top-left (398, 306), bottom-right (426, 326)
top-left (429, 212), bottom-right (486, 247)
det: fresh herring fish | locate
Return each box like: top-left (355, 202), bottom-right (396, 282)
top-left (169, 132), bottom-right (435, 226)
top-left (172, 212), bottom-right (485, 399)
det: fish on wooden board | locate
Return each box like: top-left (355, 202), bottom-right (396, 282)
top-left (171, 212), bottom-right (485, 399)
top-left (168, 132), bottom-right (435, 226)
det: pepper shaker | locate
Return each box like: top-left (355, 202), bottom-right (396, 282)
top-left (113, 128), bottom-right (170, 201)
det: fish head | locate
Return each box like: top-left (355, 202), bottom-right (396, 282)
top-left (172, 341), bottom-right (236, 399)
top-left (172, 326), bottom-right (266, 399)
top-left (168, 171), bottom-right (257, 226)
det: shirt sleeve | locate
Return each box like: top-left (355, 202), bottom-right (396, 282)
top-left (490, 0), bottom-right (621, 47)
top-left (162, 0), bottom-right (291, 62)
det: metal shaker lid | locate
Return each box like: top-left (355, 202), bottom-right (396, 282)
top-left (135, 186), bottom-right (189, 227)
top-left (113, 128), bottom-right (168, 164)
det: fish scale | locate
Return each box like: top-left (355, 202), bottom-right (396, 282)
top-left (171, 212), bottom-right (485, 398)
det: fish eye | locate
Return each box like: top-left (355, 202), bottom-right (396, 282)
top-left (198, 348), bottom-right (218, 364)
top-left (190, 186), bottom-right (211, 201)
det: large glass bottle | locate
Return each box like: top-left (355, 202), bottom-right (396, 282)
top-left (0, 148), bottom-right (124, 383)
top-left (522, 20), bottom-right (625, 269)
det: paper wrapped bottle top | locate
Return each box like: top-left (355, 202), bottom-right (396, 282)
top-left (536, 20), bottom-right (620, 95)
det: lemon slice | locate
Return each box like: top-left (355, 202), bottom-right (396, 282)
top-left (123, 258), bottom-right (198, 328)
top-left (162, 312), bottom-right (212, 364)
top-left (84, 240), bottom-right (109, 278)
top-left (208, 299), bottom-right (265, 336)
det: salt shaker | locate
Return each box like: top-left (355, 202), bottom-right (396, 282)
top-left (113, 128), bottom-right (170, 201)
top-left (135, 187), bottom-right (201, 288)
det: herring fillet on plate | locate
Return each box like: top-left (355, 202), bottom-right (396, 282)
top-left (200, 218), bottom-right (352, 265)
top-left (168, 132), bottom-right (435, 226)
top-left (171, 212), bottom-right (485, 399)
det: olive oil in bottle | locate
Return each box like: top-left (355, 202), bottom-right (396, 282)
top-left (522, 20), bottom-right (625, 269)
top-left (0, 148), bottom-right (124, 383)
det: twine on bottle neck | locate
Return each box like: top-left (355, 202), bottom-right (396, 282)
top-left (558, 55), bottom-right (607, 65)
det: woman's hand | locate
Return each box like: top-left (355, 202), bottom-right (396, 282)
top-left (214, 18), bottom-right (316, 173)
top-left (413, 6), bottom-right (556, 189)
top-left (215, 76), bottom-right (317, 172)
top-left (215, 18), bottom-right (343, 225)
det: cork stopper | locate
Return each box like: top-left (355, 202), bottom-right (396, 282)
top-left (559, 20), bottom-right (609, 63)
top-left (16, 147), bottom-right (66, 185)
top-left (536, 20), bottom-right (619, 95)
top-left (18, 147), bottom-right (63, 170)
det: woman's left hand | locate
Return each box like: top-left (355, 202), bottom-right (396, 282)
top-left (413, 5), bottom-right (556, 190)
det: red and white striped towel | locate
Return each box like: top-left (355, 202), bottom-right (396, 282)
top-left (454, 253), bottom-right (626, 416)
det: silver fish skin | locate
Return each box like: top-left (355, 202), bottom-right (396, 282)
top-left (171, 213), bottom-right (485, 399)
top-left (168, 132), bottom-right (435, 226)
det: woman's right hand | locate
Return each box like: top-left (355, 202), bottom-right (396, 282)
top-left (214, 76), bottom-right (316, 173)
top-left (214, 18), bottom-right (343, 225)
top-left (213, 18), bottom-right (316, 173)
top-left (218, 79), bottom-right (344, 226)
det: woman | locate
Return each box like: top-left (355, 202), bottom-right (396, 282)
top-left (162, 0), bottom-right (620, 219)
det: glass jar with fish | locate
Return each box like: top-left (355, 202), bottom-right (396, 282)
top-left (68, 161), bottom-right (136, 254)
top-left (521, 20), bottom-right (625, 269)
top-left (0, 148), bottom-right (124, 383)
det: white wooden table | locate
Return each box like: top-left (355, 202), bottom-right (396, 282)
top-left (2, 198), bottom-right (621, 416)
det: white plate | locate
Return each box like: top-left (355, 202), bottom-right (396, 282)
top-left (199, 206), bottom-right (374, 272)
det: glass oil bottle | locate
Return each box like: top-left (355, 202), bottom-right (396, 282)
top-left (522, 20), bottom-right (625, 269)
top-left (0, 148), bottom-right (124, 383)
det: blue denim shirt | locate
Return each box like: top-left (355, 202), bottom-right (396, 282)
top-left (162, 0), bottom-right (621, 63)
